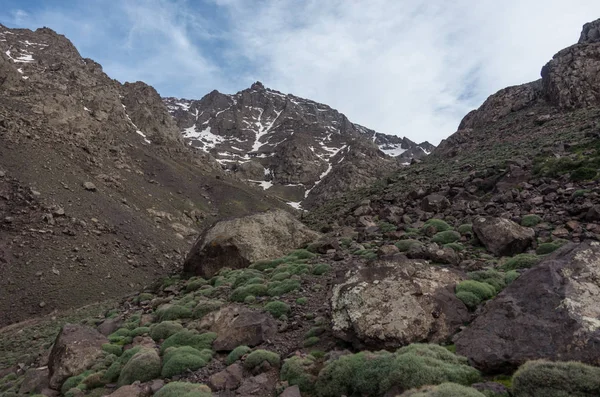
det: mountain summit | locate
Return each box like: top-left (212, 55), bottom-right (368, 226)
top-left (164, 84), bottom-right (433, 208)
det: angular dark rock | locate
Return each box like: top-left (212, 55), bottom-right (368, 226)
top-left (472, 217), bottom-right (534, 256)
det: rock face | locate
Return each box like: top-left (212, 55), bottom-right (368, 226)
top-left (541, 17), bottom-right (600, 109)
top-left (48, 324), bottom-right (108, 389)
top-left (184, 209), bottom-right (321, 277)
top-left (473, 217), bottom-right (534, 256)
top-left (331, 258), bottom-right (469, 348)
top-left (199, 305), bottom-right (277, 351)
top-left (455, 242), bottom-right (600, 372)
top-left (164, 82), bottom-right (434, 208)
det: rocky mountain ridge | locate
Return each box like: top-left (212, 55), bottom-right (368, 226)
top-left (164, 83), bottom-right (433, 209)
top-left (0, 24), bottom-right (284, 326)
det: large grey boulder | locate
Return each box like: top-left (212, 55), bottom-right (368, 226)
top-left (199, 305), bottom-right (277, 352)
top-left (331, 257), bottom-right (469, 348)
top-left (48, 324), bottom-right (108, 389)
top-left (183, 209), bottom-right (320, 278)
top-left (455, 241), bottom-right (600, 372)
top-left (473, 217), bottom-right (534, 256)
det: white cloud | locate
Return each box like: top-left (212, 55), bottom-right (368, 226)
top-left (214, 0), bottom-right (600, 144)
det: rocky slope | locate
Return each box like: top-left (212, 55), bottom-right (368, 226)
top-left (0, 24), bottom-right (285, 326)
top-left (164, 83), bottom-right (433, 209)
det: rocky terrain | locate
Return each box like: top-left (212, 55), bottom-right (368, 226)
top-left (0, 24), bottom-right (286, 326)
top-left (2, 16), bottom-right (600, 397)
top-left (164, 84), bottom-right (433, 209)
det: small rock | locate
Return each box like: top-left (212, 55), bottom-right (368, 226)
top-left (377, 244), bottom-right (400, 257)
top-left (39, 302), bottom-right (46, 308)
top-left (0, 170), bottom-right (5, 177)
top-left (280, 385), bottom-right (302, 397)
top-left (83, 182), bottom-right (97, 191)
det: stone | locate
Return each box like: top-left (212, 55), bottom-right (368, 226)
top-left (455, 242), bottom-right (600, 372)
top-left (183, 209), bottom-right (321, 278)
top-left (472, 217), bottom-right (534, 256)
top-left (82, 181), bottom-right (97, 191)
top-left (199, 305), bottom-right (277, 351)
top-left (420, 194), bottom-right (450, 213)
top-left (97, 316), bottom-right (124, 336)
top-left (579, 18), bottom-right (600, 44)
top-left (377, 244), bottom-right (400, 257)
top-left (235, 371), bottom-right (278, 396)
top-left (406, 243), bottom-right (459, 265)
top-left (106, 384), bottom-right (146, 397)
top-left (208, 363), bottom-right (244, 391)
top-left (18, 366), bottom-right (49, 394)
top-left (48, 324), bottom-right (108, 389)
top-left (331, 258), bottom-right (469, 348)
top-left (585, 205), bottom-right (600, 221)
top-left (280, 385), bottom-right (302, 397)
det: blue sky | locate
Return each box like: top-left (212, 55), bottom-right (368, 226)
top-left (2, 1), bottom-right (600, 144)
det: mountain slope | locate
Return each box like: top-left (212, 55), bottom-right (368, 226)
top-left (0, 24), bottom-right (284, 326)
top-left (164, 82), bottom-right (433, 208)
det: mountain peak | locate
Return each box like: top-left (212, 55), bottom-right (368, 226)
top-left (250, 81), bottom-right (266, 91)
top-left (579, 18), bottom-right (600, 44)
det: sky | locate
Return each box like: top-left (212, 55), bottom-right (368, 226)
top-left (1, 1), bottom-right (600, 145)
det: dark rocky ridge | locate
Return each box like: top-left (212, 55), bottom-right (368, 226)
top-left (0, 24), bottom-right (284, 326)
top-left (164, 82), bottom-right (433, 209)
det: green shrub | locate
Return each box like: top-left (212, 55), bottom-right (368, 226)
top-left (570, 167), bottom-right (597, 181)
top-left (400, 382), bottom-right (486, 396)
top-left (161, 346), bottom-right (213, 378)
top-left (289, 249), bottom-right (317, 260)
top-left (281, 355), bottom-right (318, 394)
top-left (267, 279), bottom-right (301, 296)
top-left (230, 269), bottom-right (265, 288)
top-left (155, 305), bottom-right (192, 322)
top-left (504, 270), bottom-right (520, 284)
top-left (130, 327), bottom-right (151, 337)
top-left (102, 344), bottom-right (122, 357)
top-left (61, 370), bottom-right (93, 395)
top-left (536, 242), bottom-right (562, 255)
top-left (456, 291), bottom-right (481, 310)
top-left (521, 215), bottom-right (542, 227)
top-left (467, 270), bottom-right (506, 293)
top-left (154, 381), bottom-right (212, 397)
top-left (275, 263), bottom-right (311, 275)
top-left (432, 231), bottom-right (461, 244)
top-left (230, 284), bottom-right (268, 302)
top-left (192, 299), bottom-right (223, 319)
top-left (250, 258), bottom-right (288, 271)
top-left (457, 224), bottom-right (473, 235)
top-left (296, 297), bottom-right (308, 305)
top-left (315, 344), bottom-right (480, 397)
top-left (244, 350), bottom-right (281, 369)
top-left (109, 328), bottom-right (131, 338)
top-left (264, 301), bottom-right (291, 318)
top-left (244, 295), bottom-right (256, 304)
top-left (226, 345), bottom-right (252, 365)
top-left (118, 349), bottom-right (161, 386)
top-left (500, 254), bottom-right (540, 271)
top-left (160, 330), bottom-right (217, 354)
top-left (150, 321), bottom-right (184, 341)
top-left (422, 219), bottom-right (452, 233)
top-left (395, 240), bottom-right (422, 252)
top-left (304, 337), bottom-right (320, 347)
top-left (379, 221), bottom-right (398, 233)
top-left (134, 292), bottom-right (154, 303)
top-left (103, 346), bottom-right (142, 383)
top-left (444, 243), bottom-right (465, 252)
top-left (312, 263), bottom-right (331, 275)
top-left (271, 271), bottom-right (291, 281)
top-left (185, 277), bottom-right (208, 292)
top-left (456, 280), bottom-right (496, 301)
top-left (512, 360), bottom-right (600, 397)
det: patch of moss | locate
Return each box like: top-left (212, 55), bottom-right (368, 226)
top-left (103, 346), bottom-right (142, 383)
top-left (264, 301), bottom-right (291, 319)
top-left (267, 279), bottom-right (301, 297)
top-left (230, 283), bottom-right (268, 302)
top-left (243, 350), bottom-right (281, 369)
top-left (118, 349), bottom-right (161, 386)
top-left (521, 214), bottom-right (542, 227)
top-left (154, 381), bottom-right (212, 397)
top-left (160, 330), bottom-right (217, 354)
top-left (161, 346), bottom-right (213, 378)
top-left (102, 343), bottom-right (122, 357)
top-left (192, 299), bottom-right (223, 319)
top-left (395, 239), bottom-right (423, 252)
top-left (504, 270), bottom-right (520, 284)
top-left (281, 355), bottom-right (318, 394)
top-left (296, 297), bottom-right (308, 305)
top-left (304, 336), bottom-right (320, 347)
top-left (457, 224), bottom-right (473, 235)
top-left (226, 345), bottom-right (252, 365)
top-left (150, 321), bottom-right (184, 342)
top-left (185, 277), bottom-right (209, 292)
top-left (130, 326), bottom-right (151, 337)
top-left (422, 219), bottom-right (452, 233)
top-left (155, 305), bottom-right (192, 322)
top-left (312, 263), bottom-right (331, 276)
top-left (444, 243), bottom-right (465, 252)
top-left (536, 242), bottom-right (563, 255)
top-left (500, 254), bottom-right (540, 271)
top-left (401, 382), bottom-right (486, 396)
top-left (432, 231), bottom-right (461, 244)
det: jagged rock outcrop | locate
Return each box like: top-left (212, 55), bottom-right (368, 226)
top-left (455, 241), bottom-right (600, 372)
top-left (164, 83), bottom-right (434, 208)
top-left (579, 18), bottom-right (600, 45)
top-left (183, 209), bottom-right (321, 277)
top-left (331, 257), bottom-right (469, 348)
